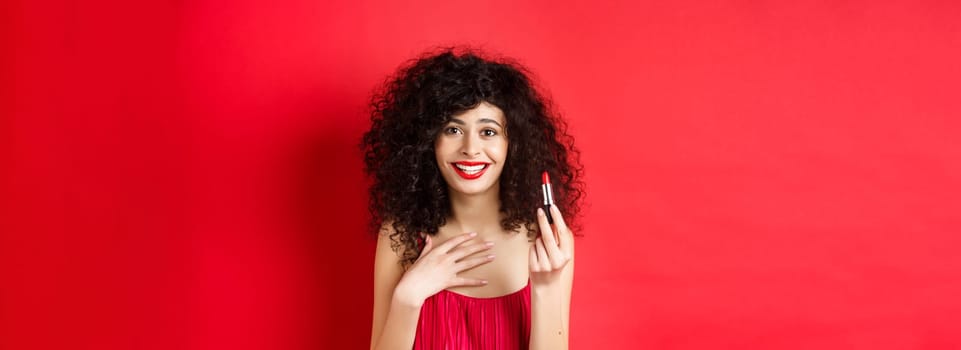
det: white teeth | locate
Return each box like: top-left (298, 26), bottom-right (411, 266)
top-left (454, 163), bottom-right (488, 174)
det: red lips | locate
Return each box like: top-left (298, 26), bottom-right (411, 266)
top-left (451, 162), bottom-right (490, 180)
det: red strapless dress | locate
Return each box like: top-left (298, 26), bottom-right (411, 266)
top-left (412, 281), bottom-right (531, 350)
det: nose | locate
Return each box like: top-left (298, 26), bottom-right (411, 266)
top-left (460, 133), bottom-right (481, 157)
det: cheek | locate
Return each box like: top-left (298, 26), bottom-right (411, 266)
top-left (434, 139), bottom-right (451, 156)
top-left (434, 146), bottom-right (447, 166)
top-left (495, 141), bottom-right (509, 162)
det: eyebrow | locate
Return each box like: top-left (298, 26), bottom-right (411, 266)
top-left (449, 118), bottom-right (504, 128)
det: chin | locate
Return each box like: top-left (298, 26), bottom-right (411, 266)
top-left (445, 178), bottom-right (500, 196)
top-left (449, 184), bottom-right (491, 196)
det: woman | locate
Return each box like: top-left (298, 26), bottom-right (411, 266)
top-left (363, 48), bottom-right (584, 350)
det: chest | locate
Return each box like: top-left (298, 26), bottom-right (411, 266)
top-left (435, 229), bottom-right (531, 298)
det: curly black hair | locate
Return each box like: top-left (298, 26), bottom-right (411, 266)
top-left (361, 47), bottom-right (584, 268)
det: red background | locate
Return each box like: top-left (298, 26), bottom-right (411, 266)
top-left (3, 0), bottom-right (960, 349)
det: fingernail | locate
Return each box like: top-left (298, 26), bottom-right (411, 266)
top-left (469, 232), bottom-right (477, 237)
top-left (485, 242), bottom-right (494, 247)
top-left (482, 280), bottom-right (489, 284)
top-left (537, 208), bottom-right (544, 216)
top-left (487, 254), bottom-right (496, 259)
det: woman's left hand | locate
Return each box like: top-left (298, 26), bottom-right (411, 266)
top-left (529, 205), bottom-right (574, 287)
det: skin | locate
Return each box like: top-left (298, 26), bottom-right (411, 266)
top-left (370, 102), bottom-right (575, 349)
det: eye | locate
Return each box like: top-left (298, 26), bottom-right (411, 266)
top-left (481, 129), bottom-right (498, 137)
top-left (445, 127), bottom-right (463, 135)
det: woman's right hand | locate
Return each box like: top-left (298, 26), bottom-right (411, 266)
top-left (392, 232), bottom-right (495, 307)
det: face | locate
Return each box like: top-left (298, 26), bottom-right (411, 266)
top-left (434, 102), bottom-right (509, 197)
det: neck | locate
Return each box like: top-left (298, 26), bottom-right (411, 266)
top-left (447, 184), bottom-right (502, 235)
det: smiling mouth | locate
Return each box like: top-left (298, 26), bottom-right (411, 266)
top-left (451, 162), bottom-right (490, 179)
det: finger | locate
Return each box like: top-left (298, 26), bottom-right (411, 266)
top-left (455, 253), bottom-right (495, 272)
top-left (536, 208), bottom-right (558, 248)
top-left (450, 276), bottom-right (488, 287)
top-left (549, 204), bottom-right (569, 232)
top-left (418, 235), bottom-right (433, 258)
top-left (550, 205), bottom-right (573, 251)
top-left (537, 208), bottom-right (564, 260)
top-left (448, 240), bottom-right (495, 261)
top-left (435, 232), bottom-right (478, 254)
top-left (535, 238), bottom-right (551, 271)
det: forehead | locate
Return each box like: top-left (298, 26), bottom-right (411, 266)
top-left (449, 102), bottom-right (506, 125)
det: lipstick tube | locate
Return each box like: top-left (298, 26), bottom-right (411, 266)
top-left (541, 171), bottom-right (554, 224)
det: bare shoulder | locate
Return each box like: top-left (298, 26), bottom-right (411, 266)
top-left (375, 221), bottom-right (404, 263)
top-left (370, 221), bottom-right (406, 348)
top-left (514, 222), bottom-right (537, 244)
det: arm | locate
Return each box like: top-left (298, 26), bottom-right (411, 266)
top-left (529, 206), bottom-right (575, 350)
top-left (370, 231), bottom-right (418, 350)
top-left (530, 259), bottom-right (573, 349)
